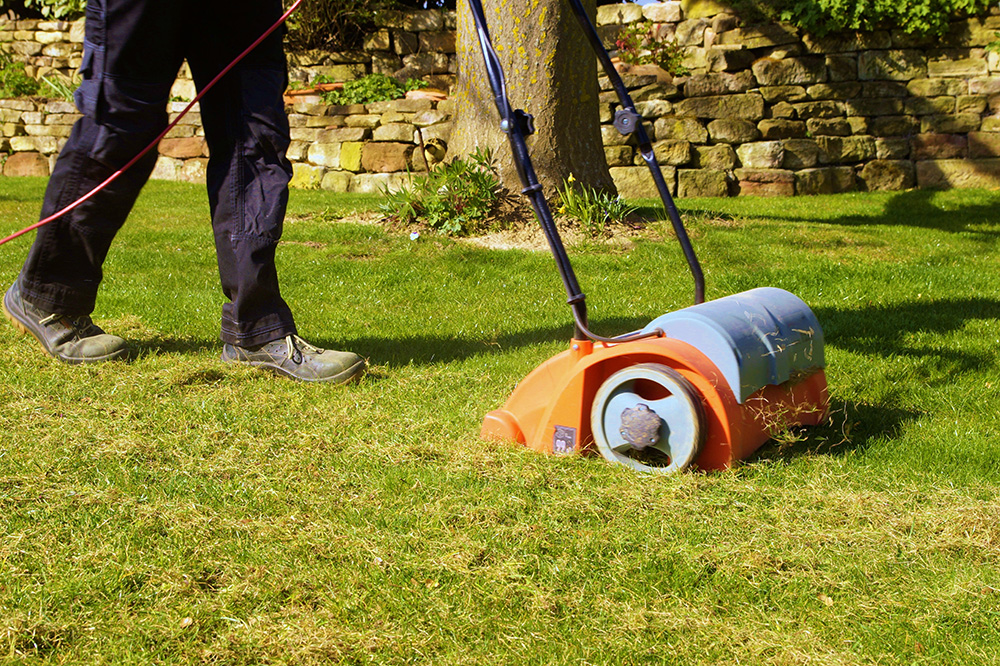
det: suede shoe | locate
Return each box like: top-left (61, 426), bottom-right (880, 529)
top-left (222, 334), bottom-right (365, 384)
top-left (3, 281), bottom-right (129, 364)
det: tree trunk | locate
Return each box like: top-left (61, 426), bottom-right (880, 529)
top-left (450, 0), bottom-right (615, 198)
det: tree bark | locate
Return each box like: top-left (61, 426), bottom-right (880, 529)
top-left (450, 0), bottom-right (615, 198)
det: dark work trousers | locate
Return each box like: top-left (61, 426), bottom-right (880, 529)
top-left (19, 0), bottom-right (296, 348)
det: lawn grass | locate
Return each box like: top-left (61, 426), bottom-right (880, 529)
top-left (1, 178), bottom-right (999, 664)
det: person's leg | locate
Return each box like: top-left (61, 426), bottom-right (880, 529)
top-left (5, 0), bottom-right (185, 363)
top-left (186, 0), bottom-right (295, 349)
top-left (188, 2), bottom-right (364, 382)
top-left (18, 0), bottom-right (185, 316)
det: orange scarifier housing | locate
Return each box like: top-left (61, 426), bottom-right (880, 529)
top-left (482, 288), bottom-right (829, 473)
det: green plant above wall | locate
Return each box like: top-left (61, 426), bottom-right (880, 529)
top-left (727, 0), bottom-right (993, 36)
top-left (14, 0), bottom-right (86, 20)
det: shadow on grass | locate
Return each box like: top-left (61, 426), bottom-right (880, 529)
top-left (677, 188), bottom-right (1000, 238)
top-left (751, 399), bottom-right (921, 466)
top-left (815, 296), bottom-right (1000, 377)
top-left (334, 316), bottom-right (653, 368)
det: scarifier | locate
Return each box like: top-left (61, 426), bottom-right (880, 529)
top-left (470, 0), bottom-right (829, 473)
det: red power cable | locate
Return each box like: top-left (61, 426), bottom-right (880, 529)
top-left (0, 0), bottom-right (304, 248)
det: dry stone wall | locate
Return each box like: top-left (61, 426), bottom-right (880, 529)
top-left (3, 4), bottom-right (1000, 198)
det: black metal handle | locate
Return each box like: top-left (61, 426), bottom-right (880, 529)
top-left (465, 0), bottom-right (704, 344)
top-left (563, 0), bottom-right (704, 305)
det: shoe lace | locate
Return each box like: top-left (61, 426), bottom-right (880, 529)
top-left (283, 334), bottom-right (323, 364)
top-left (38, 313), bottom-right (97, 336)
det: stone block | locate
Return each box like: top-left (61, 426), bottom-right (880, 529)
top-left (806, 118), bottom-right (852, 137)
top-left (362, 142), bottom-right (413, 172)
top-left (845, 98), bottom-right (903, 116)
top-left (644, 2), bottom-right (682, 22)
top-left (858, 50), bottom-right (927, 81)
top-left (158, 137), bottom-right (207, 159)
top-left (707, 118), bottom-right (759, 144)
top-left (691, 143), bottom-right (736, 169)
top-left (680, 0), bottom-right (731, 19)
top-left (393, 30), bottom-right (419, 56)
top-left (970, 131), bottom-right (1000, 158)
top-left (364, 30), bottom-right (390, 51)
top-left (782, 139), bottom-right (821, 169)
top-left (290, 163), bottom-right (325, 189)
top-left (647, 139), bottom-right (692, 166)
top-left (927, 51), bottom-right (988, 78)
top-left (610, 165), bottom-right (676, 198)
top-left (319, 127), bottom-right (370, 143)
top-left (604, 145), bottom-right (634, 167)
top-left (736, 176), bottom-right (794, 197)
top-left (910, 133), bottom-right (968, 160)
top-left (803, 31), bottom-right (891, 54)
top-left (631, 82), bottom-right (681, 102)
top-left (654, 116), bottom-right (708, 143)
top-left (817, 135), bottom-right (876, 164)
top-left (3, 151), bottom-right (49, 177)
top-left (601, 124), bottom-right (633, 147)
top-left (677, 169), bottom-right (728, 198)
top-left (635, 100), bottom-right (674, 118)
top-left (806, 82), bottom-right (861, 100)
top-left (860, 81), bottom-right (909, 98)
top-left (771, 102), bottom-right (798, 119)
top-left (340, 142), bottom-right (364, 172)
top-left (412, 110), bottom-right (449, 127)
top-left (400, 52), bottom-right (451, 75)
top-left (868, 116), bottom-right (920, 137)
top-left (859, 160), bottom-right (915, 191)
top-left (758, 119), bottom-right (806, 139)
top-left (706, 46), bottom-right (755, 73)
top-left (876, 137), bottom-right (911, 160)
top-left (718, 23), bottom-right (798, 49)
top-left (345, 114), bottom-right (382, 129)
top-left (321, 171), bottom-right (353, 192)
top-left (307, 142), bottom-right (342, 168)
top-left (676, 18), bottom-right (707, 47)
top-left (795, 167), bottom-right (856, 195)
top-left (904, 96), bottom-right (955, 116)
top-left (916, 159), bottom-right (1000, 189)
top-left (826, 55), bottom-right (857, 82)
top-left (419, 31), bottom-right (456, 54)
top-left (684, 71), bottom-right (754, 97)
top-left (957, 95), bottom-right (988, 115)
top-left (752, 56), bottom-right (827, 86)
top-left (597, 3), bottom-right (644, 25)
top-left (969, 77), bottom-right (1000, 95)
top-left (674, 93), bottom-right (764, 120)
top-left (909, 77), bottom-right (971, 97)
top-left (920, 114), bottom-right (981, 134)
top-left (736, 141), bottom-right (784, 169)
top-left (792, 101), bottom-right (845, 119)
top-left (402, 9), bottom-right (444, 32)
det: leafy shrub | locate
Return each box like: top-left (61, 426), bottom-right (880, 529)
top-left (283, 0), bottom-right (398, 51)
top-left (556, 174), bottom-right (636, 238)
top-left (16, 0), bottom-right (86, 19)
top-left (379, 148), bottom-right (503, 236)
top-left (614, 22), bottom-right (688, 76)
top-left (0, 54), bottom-right (40, 98)
top-left (727, 0), bottom-right (992, 36)
top-left (321, 73), bottom-right (423, 105)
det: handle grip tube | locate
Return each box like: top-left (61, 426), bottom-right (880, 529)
top-left (467, 0), bottom-right (591, 339)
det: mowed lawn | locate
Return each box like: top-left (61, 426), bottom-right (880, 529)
top-left (1, 177), bottom-right (998, 665)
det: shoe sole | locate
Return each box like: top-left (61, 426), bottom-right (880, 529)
top-left (3, 289), bottom-right (128, 365)
top-left (221, 347), bottom-right (366, 384)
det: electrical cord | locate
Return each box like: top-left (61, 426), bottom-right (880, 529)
top-left (0, 0), bottom-right (304, 248)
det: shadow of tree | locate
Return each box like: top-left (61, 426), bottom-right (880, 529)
top-left (814, 296), bottom-right (1000, 376)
